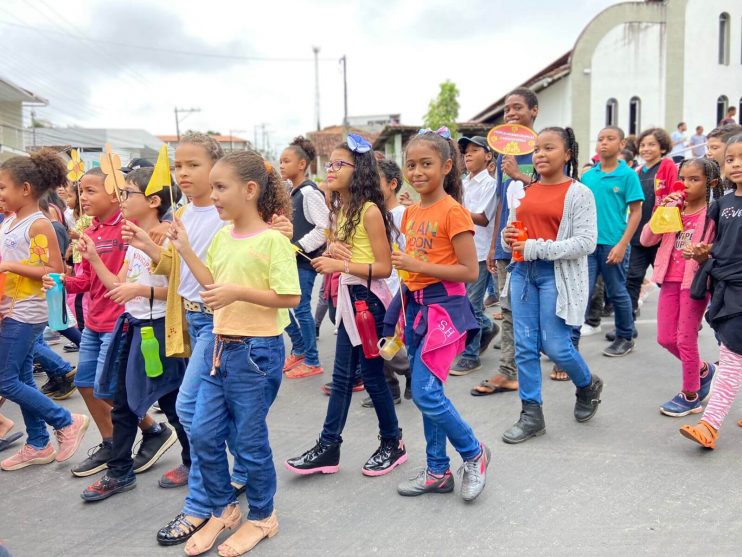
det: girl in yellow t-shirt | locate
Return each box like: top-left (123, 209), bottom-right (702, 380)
top-left (168, 151), bottom-right (300, 557)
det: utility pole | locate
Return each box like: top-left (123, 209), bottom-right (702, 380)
top-left (340, 55), bottom-right (348, 138)
top-left (228, 129), bottom-right (246, 152)
top-left (313, 46), bottom-right (321, 131)
top-left (174, 107), bottom-right (201, 141)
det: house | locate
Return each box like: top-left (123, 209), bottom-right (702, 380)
top-left (373, 123), bottom-right (490, 167)
top-left (28, 128), bottom-right (164, 168)
top-left (157, 134), bottom-right (252, 154)
top-left (306, 125), bottom-right (379, 176)
top-left (472, 0), bottom-right (742, 159)
top-left (0, 77), bottom-right (47, 161)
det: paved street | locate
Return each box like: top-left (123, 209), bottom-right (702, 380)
top-left (1, 291), bottom-right (741, 557)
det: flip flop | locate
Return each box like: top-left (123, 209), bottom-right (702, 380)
top-left (0, 432), bottom-right (23, 452)
top-left (470, 380), bottom-right (517, 397)
top-left (550, 367), bottom-right (570, 382)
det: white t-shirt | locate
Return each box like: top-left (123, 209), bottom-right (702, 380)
top-left (63, 207), bottom-right (76, 231)
top-left (125, 245), bottom-right (168, 320)
top-left (670, 130), bottom-right (689, 157)
top-left (178, 204), bottom-right (227, 303)
top-left (462, 170), bottom-right (498, 261)
top-left (386, 204), bottom-right (406, 294)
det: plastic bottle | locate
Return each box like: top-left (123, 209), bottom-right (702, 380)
top-left (46, 273), bottom-right (69, 331)
top-left (510, 221), bottom-right (528, 262)
top-left (140, 326), bottom-right (164, 378)
top-left (669, 180), bottom-right (687, 207)
top-left (377, 335), bottom-right (403, 361)
top-left (354, 300), bottom-right (380, 359)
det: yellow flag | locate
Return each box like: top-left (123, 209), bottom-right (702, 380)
top-left (145, 145), bottom-right (171, 196)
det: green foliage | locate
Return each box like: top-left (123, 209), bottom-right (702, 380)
top-left (423, 80), bottom-right (460, 138)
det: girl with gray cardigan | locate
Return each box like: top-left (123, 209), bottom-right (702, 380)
top-left (500, 127), bottom-right (604, 444)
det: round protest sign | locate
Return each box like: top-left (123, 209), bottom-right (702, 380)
top-left (487, 124), bottom-right (537, 155)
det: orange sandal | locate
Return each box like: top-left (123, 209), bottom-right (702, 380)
top-left (679, 420), bottom-right (718, 449)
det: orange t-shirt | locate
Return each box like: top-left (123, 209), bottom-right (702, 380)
top-left (401, 195), bottom-right (474, 291)
top-left (516, 180), bottom-right (572, 242)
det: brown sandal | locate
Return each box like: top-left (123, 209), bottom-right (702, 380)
top-left (679, 420), bottom-right (718, 449)
top-left (185, 504), bottom-right (242, 556)
top-left (550, 366), bottom-right (569, 382)
top-left (218, 511), bottom-right (278, 557)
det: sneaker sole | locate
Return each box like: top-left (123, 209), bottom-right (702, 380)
top-left (501, 428), bottom-right (546, 444)
top-left (56, 415), bottom-right (90, 463)
top-left (286, 368), bottom-right (324, 379)
top-left (398, 478), bottom-right (455, 497)
top-left (72, 462), bottom-right (109, 478)
top-left (51, 387), bottom-right (78, 401)
top-left (449, 364), bottom-right (483, 376)
top-left (158, 478), bottom-right (188, 489)
top-left (81, 481), bottom-right (136, 502)
top-left (602, 347), bottom-right (634, 358)
top-left (1, 451), bottom-right (57, 471)
top-left (133, 427), bottom-right (178, 474)
top-left (283, 358), bottom-right (306, 372)
top-left (284, 461), bottom-right (339, 475)
top-left (362, 452), bottom-right (408, 477)
top-left (660, 405), bottom-right (703, 418)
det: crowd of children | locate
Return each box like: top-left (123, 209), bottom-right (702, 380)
top-left (1, 86), bottom-right (742, 556)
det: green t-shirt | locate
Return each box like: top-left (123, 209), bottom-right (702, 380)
top-left (582, 160), bottom-right (644, 246)
top-left (206, 226), bottom-right (300, 337)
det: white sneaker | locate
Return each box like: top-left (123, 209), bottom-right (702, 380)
top-left (580, 323), bottom-right (602, 336)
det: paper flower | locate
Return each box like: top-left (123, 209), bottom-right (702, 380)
top-left (506, 180), bottom-right (526, 211)
top-left (99, 144), bottom-right (124, 199)
top-left (66, 149), bottom-right (85, 182)
top-left (27, 234), bottom-right (49, 265)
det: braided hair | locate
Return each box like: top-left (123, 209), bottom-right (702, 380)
top-left (404, 131), bottom-right (463, 203)
top-left (679, 157), bottom-right (723, 206)
top-left (532, 126), bottom-right (580, 182)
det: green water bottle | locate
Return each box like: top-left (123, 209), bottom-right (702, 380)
top-left (140, 326), bottom-right (163, 378)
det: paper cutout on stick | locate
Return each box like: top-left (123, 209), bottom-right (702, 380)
top-left (99, 144), bottom-right (124, 201)
top-left (487, 124), bottom-right (537, 155)
top-left (506, 180), bottom-right (526, 221)
top-left (66, 149), bottom-right (85, 182)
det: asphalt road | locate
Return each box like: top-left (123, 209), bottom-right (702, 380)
top-left (1, 291), bottom-right (740, 557)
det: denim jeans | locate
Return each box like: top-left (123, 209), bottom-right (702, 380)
top-left (75, 328), bottom-right (115, 398)
top-left (60, 326), bottom-right (82, 346)
top-left (178, 311), bottom-right (248, 519)
top-left (405, 298), bottom-right (481, 474)
top-left (581, 245), bottom-right (634, 340)
top-left (460, 261), bottom-right (493, 362)
top-left (510, 260), bottom-right (592, 405)
top-left (627, 243), bottom-right (659, 314)
top-left (33, 333), bottom-right (74, 378)
top-left (320, 285), bottom-right (400, 446)
top-left (285, 266), bottom-right (320, 366)
top-left (190, 336), bottom-right (283, 520)
top-left (0, 319), bottom-right (72, 448)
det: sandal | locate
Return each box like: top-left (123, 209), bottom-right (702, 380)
top-left (185, 504), bottom-right (242, 556)
top-left (218, 511), bottom-right (278, 557)
top-left (156, 513), bottom-right (208, 547)
top-left (0, 432), bottom-right (23, 452)
top-left (470, 379), bottom-right (517, 397)
top-left (492, 311), bottom-right (504, 320)
top-left (550, 366), bottom-right (569, 382)
top-left (679, 420), bottom-right (718, 449)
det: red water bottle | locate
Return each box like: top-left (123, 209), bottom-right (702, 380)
top-left (669, 180), bottom-right (687, 208)
top-left (354, 300), bottom-right (380, 358)
top-left (511, 221), bottom-right (528, 262)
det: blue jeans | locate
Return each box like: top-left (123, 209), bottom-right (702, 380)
top-left (33, 334), bottom-right (74, 378)
top-left (321, 285), bottom-right (400, 445)
top-left (75, 328), bottom-right (115, 398)
top-left (510, 260), bottom-right (592, 405)
top-left (460, 261), bottom-right (493, 362)
top-left (178, 311), bottom-right (248, 519)
top-left (405, 299), bottom-right (481, 474)
top-left (191, 336), bottom-right (283, 520)
top-left (285, 266), bottom-right (320, 366)
top-left (0, 319), bottom-right (72, 448)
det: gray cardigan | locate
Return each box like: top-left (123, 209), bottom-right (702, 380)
top-left (502, 181), bottom-right (597, 327)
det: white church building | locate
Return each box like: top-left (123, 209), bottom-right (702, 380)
top-left (473, 0), bottom-right (742, 158)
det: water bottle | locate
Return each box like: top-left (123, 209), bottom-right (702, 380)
top-left (354, 300), bottom-right (380, 359)
top-left (669, 180), bottom-right (687, 208)
top-left (46, 273), bottom-right (69, 330)
top-left (377, 335), bottom-right (403, 361)
top-left (140, 326), bottom-right (164, 378)
top-left (510, 221), bottom-right (528, 262)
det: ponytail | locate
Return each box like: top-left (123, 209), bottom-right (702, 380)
top-left (405, 131), bottom-right (463, 203)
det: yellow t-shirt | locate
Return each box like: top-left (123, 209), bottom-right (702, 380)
top-left (337, 202), bottom-right (374, 263)
top-left (206, 226), bottom-right (300, 337)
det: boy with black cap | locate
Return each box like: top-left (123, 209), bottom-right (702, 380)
top-left (450, 135), bottom-right (500, 375)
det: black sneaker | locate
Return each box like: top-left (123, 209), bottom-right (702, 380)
top-left (63, 342), bottom-right (80, 353)
top-left (459, 444), bottom-right (492, 502)
top-left (603, 338), bottom-right (634, 357)
top-left (361, 393), bottom-right (401, 407)
top-left (40, 376), bottom-right (61, 396)
top-left (285, 439), bottom-right (340, 475)
top-left (81, 473), bottom-right (136, 502)
top-left (605, 328), bottom-right (638, 342)
top-left (362, 434), bottom-right (408, 476)
top-left (398, 468), bottom-right (454, 496)
top-left (478, 323), bottom-right (500, 355)
top-left (33, 362), bottom-right (46, 375)
top-left (51, 376), bottom-right (77, 401)
top-left (449, 358), bottom-right (482, 376)
top-left (72, 442), bottom-right (113, 477)
top-left (132, 423), bottom-right (177, 474)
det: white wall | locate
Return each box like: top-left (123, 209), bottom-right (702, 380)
top-left (532, 76), bottom-right (571, 133)
top-left (589, 21), bottom-right (667, 154)
top-left (683, 0), bottom-right (742, 130)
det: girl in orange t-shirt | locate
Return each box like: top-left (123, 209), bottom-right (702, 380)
top-left (391, 129), bottom-right (491, 502)
top-left (501, 127), bottom-right (602, 444)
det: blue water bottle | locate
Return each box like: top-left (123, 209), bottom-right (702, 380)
top-left (46, 273), bottom-right (69, 331)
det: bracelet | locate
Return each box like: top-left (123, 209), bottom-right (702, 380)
top-left (344, 259), bottom-right (350, 274)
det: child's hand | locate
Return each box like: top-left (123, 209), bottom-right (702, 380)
top-left (328, 241), bottom-right (353, 261)
top-left (78, 235), bottom-right (99, 263)
top-left (502, 225), bottom-right (521, 247)
top-left (41, 273), bottom-right (65, 291)
top-left (104, 283), bottom-right (141, 305)
top-left (661, 192), bottom-right (685, 206)
top-left (606, 243), bottom-right (627, 265)
top-left (311, 256), bottom-right (343, 275)
top-left (200, 283), bottom-right (241, 310)
top-left (391, 251), bottom-right (422, 274)
top-left (167, 217), bottom-right (191, 254)
top-left (688, 242), bottom-right (711, 263)
top-left (399, 192), bottom-right (413, 207)
top-left (148, 222), bottom-right (170, 246)
top-left (269, 214), bottom-right (293, 239)
top-left (682, 243), bottom-right (694, 260)
top-left (122, 220), bottom-right (153, 251)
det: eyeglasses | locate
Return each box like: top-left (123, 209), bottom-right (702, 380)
top-left (324, 160), bottom-right (355, 173)
top-left (120, 189), bottom-right (146, 200)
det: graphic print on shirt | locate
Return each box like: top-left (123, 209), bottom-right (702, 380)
top-left (4, 233), bottom-right (49, 301)
top-left (720, 206), bottom-right (742, 220)
top-left (404, 217), bottom-right (437, 263)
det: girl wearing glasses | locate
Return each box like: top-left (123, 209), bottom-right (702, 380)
top-left (286, 134), bottom-right (407, 478)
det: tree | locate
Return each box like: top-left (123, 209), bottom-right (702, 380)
top-left (423, 80), bottom-right (460, 138)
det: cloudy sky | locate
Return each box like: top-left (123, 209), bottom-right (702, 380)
top-left (1, 0), bottom-right (618, 152)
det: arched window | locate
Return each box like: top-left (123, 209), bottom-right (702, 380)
top-left (605, 98), bottom-right (618, 126)
top-left (719, 13), bottom-right (730, 64)
top-left (629, 97), bottom-right (641, 135)
top-left (717, 95), bottom-right (729, 125)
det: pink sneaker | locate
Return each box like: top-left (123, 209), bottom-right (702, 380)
top-left (1, 443), bottom-right (57, 471)
top-left (54, 414), bottom-right (90, 462)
